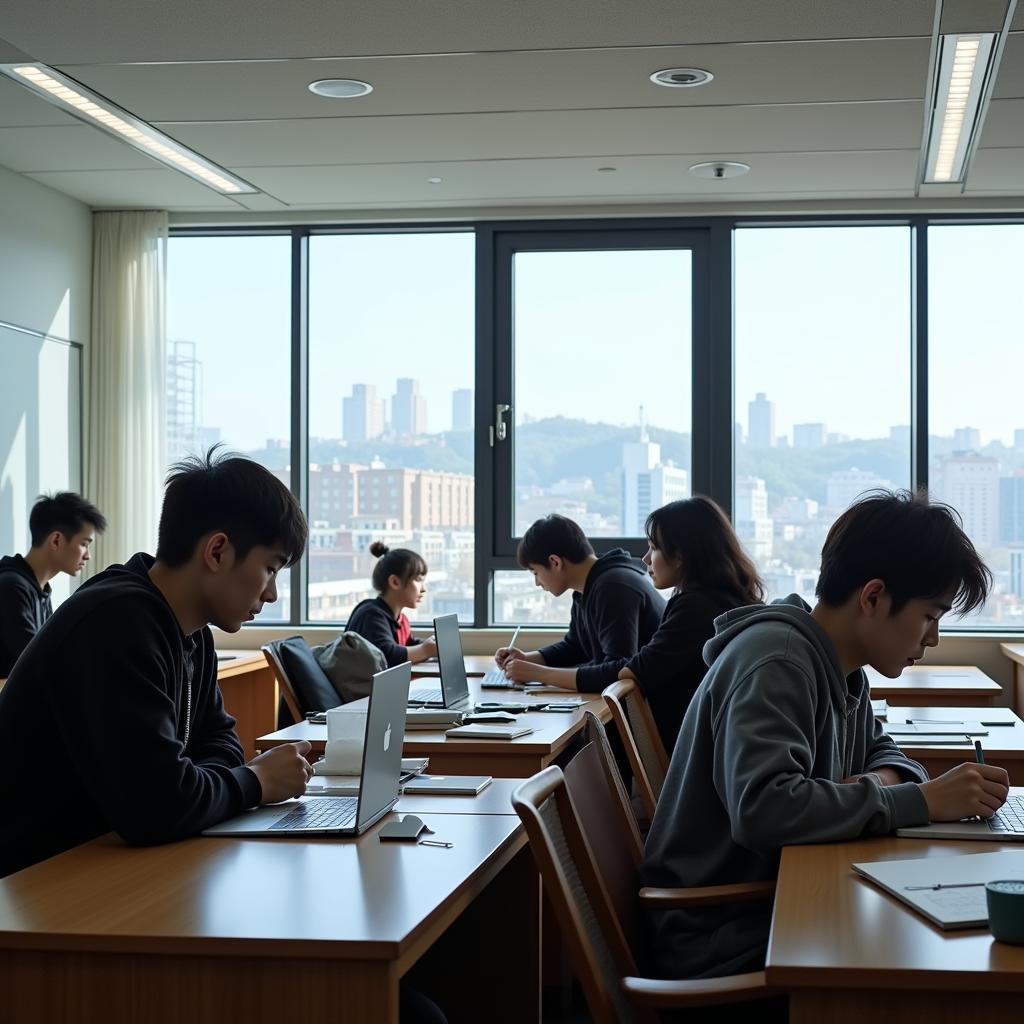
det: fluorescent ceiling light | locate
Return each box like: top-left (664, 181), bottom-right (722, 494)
top-left (0, 63), bottom-right (258, 195)
top-left (922, 33), bottom-right (997, 184)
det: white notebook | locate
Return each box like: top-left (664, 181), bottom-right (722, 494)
top-left (445, 723), bottom-right (534, 740)
top-left (853, 850), bottom-right (1024, 928)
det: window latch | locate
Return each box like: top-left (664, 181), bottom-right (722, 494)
top-left (491, 403), bottom-right (511, 446)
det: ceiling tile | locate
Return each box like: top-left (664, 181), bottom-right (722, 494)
top-left (62, 39), bottom-right (932, 123)
top-left (964, 147), bottom-right (1024, 191)
top-left (0, 0), bottom-right (937, 64)
top-left (0, 77), bottom-right (79, 127)
top-left (0, 124), bottom-right (160, 171)
top-left (23, 168), bottom-right (243, 207)
top-left (979, 98), bottom-right (1024, 148)
top-left (993, 33), bottom-right (1024, 98)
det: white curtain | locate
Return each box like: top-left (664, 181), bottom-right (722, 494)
top-left (85, 210), bottom-right (168, 574)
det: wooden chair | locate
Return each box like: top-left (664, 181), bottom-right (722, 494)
top-left (261, 641), bottom-right (304, 726)
top-left (602, 678), bottom-right (670, 821)
top-left (512, 755), bottom-right (779, 1023)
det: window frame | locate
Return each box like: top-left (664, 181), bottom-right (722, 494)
top-left (167, 214), bottom-right (1024, 632)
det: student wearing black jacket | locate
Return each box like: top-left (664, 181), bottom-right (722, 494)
top-left (497, 514), bottom-right (665, 692)
top-left (0, 449), bottom-right (313, 879)
top-left (0, 491), bottom-right (107, 677)
top-left (618, 497), bottom-right (766, 753)
top-left (346, 542), bottom-right (438, 667)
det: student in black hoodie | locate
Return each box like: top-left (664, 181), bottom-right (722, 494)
top-left (618, 496), bottom-right (765, 754)
top-left (346, 542), bottom-right (439, 667)
top-left (0, 448), bottom-right (314, 879)
top-left (496, 514), bottom-right (665, 692)
top-left (0, 491), bottom-right (107, 677)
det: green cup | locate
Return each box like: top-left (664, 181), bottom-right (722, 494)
top-left (986, 880), bottom-right (1024, 944)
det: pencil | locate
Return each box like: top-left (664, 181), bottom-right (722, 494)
top-left (975, 739), bottom-right (985, 765)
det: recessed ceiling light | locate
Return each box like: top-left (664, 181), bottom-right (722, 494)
top-left (650, 68), bottom-right (714, 88)
top-left (689, 161), bottom-right (750, 180)
top-left (597, 166), bottom-right (617, 173)
top-left (427, 176), bottom-right (443, 184)
top-left (308, 78), bottom-right (373, 98)
top-left (0, 62), bottom-right (257, 194)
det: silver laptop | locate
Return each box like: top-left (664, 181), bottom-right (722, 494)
top-left (203, 661), bottom-right (411, 837)
top-left (408, 613), bottom-right (470, 709)
top-left (897, 792), bottom-right (1024, 841)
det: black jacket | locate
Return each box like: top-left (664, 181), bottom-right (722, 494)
top-left (0, 554), bottom-right (53, 676)
top-left (625, 589), bottom-right (742, 753)
top-left (0, 552), bottom-right (261, 878)
top-left (346, 596), bottom-right (422, 667)
top-left (538, 549), bottom-right (666, 693)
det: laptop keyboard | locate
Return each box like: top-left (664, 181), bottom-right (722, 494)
top-left (270, 797), bottom-right (358, 831)
top-left (988, 795), bottom-right (1024, 834)
top-left (481, 669), bottom-right (515, 689)
top-left (409, 687), bottom-right (443, 704)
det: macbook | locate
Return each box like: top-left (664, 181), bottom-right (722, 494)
top-left (408, 613), bottom-right (471, 710)
top-left (897, 792), bottom-right (1024, 841)
top-left (203, 661), bottom-right (411, 837)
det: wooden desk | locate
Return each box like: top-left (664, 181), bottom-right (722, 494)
top-left (885, 705), bottom-right (1024, 784)
top-left (412, 654), bottom-right (494, 678)
top-left (216, 649), bottom-right (277, 760)
top-left (0, 808), bottom-right (538, 1024)
top-left (256, 680), bottom-right (610, 777)
top-left (1000, 643), bottom-right (1024, 718)
top-left (768, 833), bottom-right (1024, 1023)
top-left (867, 664), bottom-right (1001, 707)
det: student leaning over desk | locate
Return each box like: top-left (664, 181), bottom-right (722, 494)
top-left (618, 496), bottom-right (765, 754)
top-left (0, 447), bottom-right (314, 879)
top-left (642, 490), bottom-right (1010, 982)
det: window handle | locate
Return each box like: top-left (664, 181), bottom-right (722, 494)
top-left (492, 403), bottom-right (511, 445)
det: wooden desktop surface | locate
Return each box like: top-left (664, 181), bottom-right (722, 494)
top-left (867, 664), bottom-right (1001, 707)
top-left (1000, 643), bottom-right (1024, 719)
top-left (884, 705), bottom-right (1024, 784)
top-left (215, 649), bottom-right (277, 761)
top-left (256, 679), bottom-right (610, 776)
top-left (412, 654), bottom-right (496, 677)
top-left (769, 833), bottom-right (1024, 1023)
top-left (0, 804), bottom-right (537, 1024)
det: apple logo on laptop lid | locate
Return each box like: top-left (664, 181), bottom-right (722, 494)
top-left (384, 723), bottom-right (391, 751)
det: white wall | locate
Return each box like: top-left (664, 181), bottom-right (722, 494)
top-left (0, 165), bottom-right (92, 604)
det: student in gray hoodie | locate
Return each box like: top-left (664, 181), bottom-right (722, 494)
top-left (643, 490), bottom-right (1008, 981)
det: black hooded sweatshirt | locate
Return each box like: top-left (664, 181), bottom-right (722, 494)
top-left (538, 548), bottom-right (666, 692)
top-left (0, 552), bottom-right (261, 878)
top-left (0, 553), bottom-right (53, 676)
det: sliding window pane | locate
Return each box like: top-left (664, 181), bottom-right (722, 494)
top-left (929, 224), bottom-right (1024, 628)
top-left (308, 232), bottom-right (475, 624)
top-left (734, 227), bottom-right (912, 603)
top-left (166, 234), bottom-right (292, 621)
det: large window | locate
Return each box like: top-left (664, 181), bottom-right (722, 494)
top-left (165, 217), bottom-right (1023, 632)
top-left (929, 224), bottom-right (1024, 628)
top-left (307, 232), bottom-right (475, 624)
top-left (166, 234), bottom-right (292, 620)
top-left (734, 227), bottom-right (912, 603)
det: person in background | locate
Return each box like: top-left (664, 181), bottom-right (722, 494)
top-left (619, 496), bottom-right (765, 754)
top-left (346, 542), bottom-right (438, 666)
top-left (496, 514), bottom-right (665, 692)
top-left (643, 490), bottom-right (1008, 982)
top-left (0, 491), bottom-right (107, 676)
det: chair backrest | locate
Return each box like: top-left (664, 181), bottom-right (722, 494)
top-left (602, 679), bottom-right (670, 821)
top-left (512, 767), bottom-right (656, 1024)
top-left (262, 637), bottom-right (341, 724)
top-left (563, 715), bottom-right (644, 952)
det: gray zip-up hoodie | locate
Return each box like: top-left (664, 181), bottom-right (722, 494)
top-left (641, 595), bottom-right (930, 980)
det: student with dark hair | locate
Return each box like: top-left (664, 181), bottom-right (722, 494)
top-left (0, 447), bottom-right (314, 878)
top-left (619, 496), bottom-right (765, 753)
top-left (346, 542), bottom-right (438, 667)
top-left (496, 513), bottom-right (665, 691)
top-left (643, 490), bottom-right (1008, 982)
top-left (0, 491), bottom-right (107, 676)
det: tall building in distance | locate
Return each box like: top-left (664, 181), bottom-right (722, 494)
top-left (391, 378), bottom-right (428, 436)
top-left (793, 422), bottom-right (826, 449)
top-left (735, 476), bottom-right (773, 559)
top-left (1011, 548), bottom-right (1024, 600)
top-left (748, 392), bottom-right (775, 448)
top-left (1000, 473), bottom-right (1024, 545)
top-left (953, 426), bottom-right (981, 451)
top-left (342, 383), bottom-right (386, 443)
top-left (452, 388), bottom-right (473, 432)
top-left (825, 468), bottom-right (894, 509)
top-left (937, 451), bottom-right (999, 547)
top-left (167, 338), bottom-right (201, 463)
top-left (620, 412), bottom-right (689, 535)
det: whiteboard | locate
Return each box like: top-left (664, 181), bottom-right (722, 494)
top-left (0, 322), bottom-right (82, 605)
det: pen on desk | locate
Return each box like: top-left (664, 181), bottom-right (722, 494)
top-left (975, 739), bottom-right (985, 765)
top-left (904, 882), bottom-right (986, 891)
top-left (906, 719), bottom-right (963, 725)
top-left (419, 839), bottom-right (454, 848)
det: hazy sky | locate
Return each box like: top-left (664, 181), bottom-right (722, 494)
top-left (167, 224), bottom-right (1023, 454)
